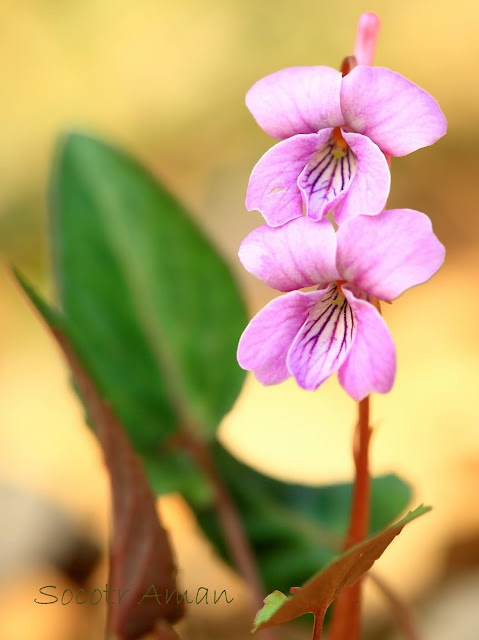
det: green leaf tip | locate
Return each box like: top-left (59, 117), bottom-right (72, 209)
top-left (252, 591), bottom-right (288, 633)
top-left (12, 268), bottom-right (62, 329)
top-left (56, 129), bottom-right (103, 154)
top-left (396, 504), bottom-right (432, 527)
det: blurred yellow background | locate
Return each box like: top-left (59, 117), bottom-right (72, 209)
top-left (1, 0), bottom-right (478, 638)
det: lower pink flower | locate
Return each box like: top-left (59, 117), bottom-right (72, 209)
top-left (237, 211), bottom-right (445, 400)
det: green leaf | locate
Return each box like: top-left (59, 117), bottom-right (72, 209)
top-left (253, 505), bottom-right (431, 636)
top-left (253, 591), bottom-right (288, 632)
top-left (144, 450), bottom-right (213, 507)
top-left (49, 132), bottom-right (247, 464)
top-left (189, 442), bottom-right (412, 595)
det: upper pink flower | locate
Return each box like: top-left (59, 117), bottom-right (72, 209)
top-left (246, 65), bottom-right (447, 226)
top-left (237, 210), bottom-right (445, 400)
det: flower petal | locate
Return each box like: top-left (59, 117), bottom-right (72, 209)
top-left (246, 66), bottom-right (345, 140)
top-left (239, 217), bottom-right (339, 292)
top-left (287, 283), bottom-right (357, 390)
top-left (333, 132), bottom-right (390, 224)
top-left (336, 209), bottom-right (445, 301)
top-left (340, 66), bottom-right (447, 156)
top-left (298, 132), bottom-right (358, 221)
top-left (237, 289), bottom-right (326, 385)
top-left (338, 288), bottom-right (396, 400)
top-left (246, 132), bottom-right (330, 227)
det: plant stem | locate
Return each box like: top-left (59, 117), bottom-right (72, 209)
top-left (328, 396), bottom-right (372, 640)
top-left (312, 615), bottom-right (322, 640)
top-left (369, 572), bottom-right (422, 640)
top-left (183, 432), bottom-right (277, 640)
top-left (346, 397), bottom-right (371, 547)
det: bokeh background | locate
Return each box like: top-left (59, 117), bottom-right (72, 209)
top-left (1, 0), bottom-right (478, 638)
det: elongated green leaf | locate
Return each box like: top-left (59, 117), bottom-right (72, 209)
top-left (189, 442), bottom-right (412, 594)
top-left (50, 132), bottom-right (247, 460)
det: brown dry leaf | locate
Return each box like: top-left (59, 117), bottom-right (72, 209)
top-left (15, 272), bottom-right (183, 640)
top-left (253, 506), bottom-right (430, 637)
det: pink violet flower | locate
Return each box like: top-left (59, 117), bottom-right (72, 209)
top-left (237, 210), bottom-right (445, 400)
top-left (245, 65), bottom-right (447, 226)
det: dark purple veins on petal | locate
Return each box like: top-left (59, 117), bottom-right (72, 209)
top-left (299, 139), bottom-right (358, 214)
top-left (288, 283), bottom-right (357, 388)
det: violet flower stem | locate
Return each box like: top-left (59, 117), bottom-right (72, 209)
top-left (328, 396), bottom-right (372, 640)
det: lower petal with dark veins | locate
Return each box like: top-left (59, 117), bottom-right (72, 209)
top-left (286, 283), bottom-right (357, 390)
top-left (298, 136), bottom-right (358, 221)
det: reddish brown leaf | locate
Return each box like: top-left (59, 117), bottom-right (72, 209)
top-left (10, 269), bottom-right (185, 640)
top-left (50, 328), bottom-right (183, 639)
top-left (253, 506), bottom-right (430, 637)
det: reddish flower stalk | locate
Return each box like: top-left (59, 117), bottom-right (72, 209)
top-left (328, 397), bottom-right (371, 640)
top-left (346, 398), bottom-right (372, 548)
top-left (328, 17), bottom-right (379, 635)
